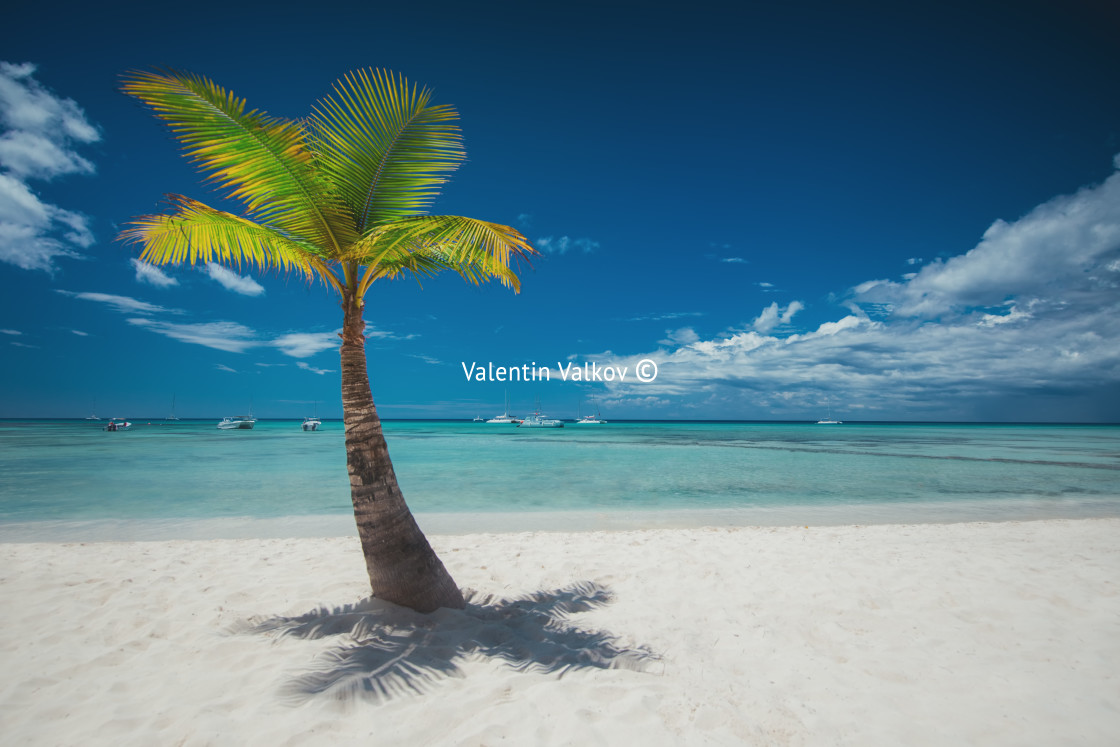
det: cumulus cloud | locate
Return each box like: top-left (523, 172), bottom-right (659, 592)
top-left (536, 235), bottom-right (599, 254)
top-left (204, 263), bottom-right (265, 296)
top-left (751, 300), bottom-right (804, 333)
top-left (658, 327), bottom-right (700, 346)
top-left (854, 165), bottom-right (1120, 319)
top-left (0, 62), bottom-right (99, 271)
top-left (601, 156), bottom-right (1120, 420)
top-left (131, 258), bottom-right (178, 288)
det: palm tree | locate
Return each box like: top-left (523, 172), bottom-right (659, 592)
top-left (120, 69), bottom-right (535, 613)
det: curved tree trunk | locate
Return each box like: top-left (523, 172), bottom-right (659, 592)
top-left (339, 289), bottom-right (465, 612)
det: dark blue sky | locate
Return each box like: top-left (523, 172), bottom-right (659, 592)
top-left (3, 0), bottom-right (1120, 421)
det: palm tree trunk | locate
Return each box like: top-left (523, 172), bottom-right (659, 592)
top-left (339, 290), bottom-right (465, 612)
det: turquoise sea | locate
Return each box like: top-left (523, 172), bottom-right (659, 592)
top-left (1, 419), bottom-right (1118, 540)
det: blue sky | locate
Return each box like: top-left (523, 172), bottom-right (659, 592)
top-left (3, 0), bottom-right (1120, 421)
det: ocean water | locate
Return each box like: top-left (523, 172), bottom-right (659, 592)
top-left (1, 419), bottom-right (1118, 539)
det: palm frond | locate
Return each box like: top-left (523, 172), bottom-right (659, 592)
top-left (352, 215), bottom-right (536, 296)
top-left (310, 69), bottom-right (465, 233)
top-left (120, 70), bottom-right (355, 254)
top-left (118, 194), bottom-right (341, 291)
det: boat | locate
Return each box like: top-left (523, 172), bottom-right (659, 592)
top-left (301, 416), bottom-right (322, 431)
top-left (217, 413), bottom-right (256, 430)
top-left (518, 398), bottom-right (564, 428)
top-left (486, 390), bottom-right (519, 423)
top-left (472, 415), bottom-right (485, 422)
top-left (816, 401), bottom-right (842, 424)
top-left (103, 418), bottom-right (131, 431)
top-left (575, 399), bottom-right (607, 424)
top-left (165, 394), bottom-right (180, 421)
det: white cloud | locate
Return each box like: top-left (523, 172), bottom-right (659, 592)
top-left (601, 156), bottom-right (1120, 420)
top-left (296, 361), bottom-right (334, 375)
top-left (855, 164), bottom-right (1120, 319)
top-left (272, 331), bottom-right (338, 358)
top-left (0, 328), bottom-right (20, 335)
top-left (204, 263), bottom-right (264, 296)
top-left (128, 318), bottom-right (259, 353)
top-left (752, 300), bottom-right (804, 333)
top-left (0, 62), bottom-right (99, 271)
top-left (56, 290), bottom-right (174, 315)
top-left (131, 258), bottom-right (178, 288)
top-left (71, 329), bottom-right (88, 336)
top-left (214, 364), bottom-right (238, 373)
top-left (658, 327), bottom-right (700, 346)
top-left (721, 257), bottom-right (747, 264)
top-left (536, 235), bottom-right (599, 254)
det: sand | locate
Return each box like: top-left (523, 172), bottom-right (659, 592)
top-left (1, 519), bottom-right (1118, 745)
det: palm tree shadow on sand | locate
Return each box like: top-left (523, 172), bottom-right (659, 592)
top-left (239, 581), bottom-right (660, 704)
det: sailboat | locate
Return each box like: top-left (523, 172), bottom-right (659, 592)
top-left (816, 400), bottom-right (842, 424)
top-left (486, 390), bottom-right (519, 423)
top-left (165, 394), bottom-right (180, 421)
top-left (575, 398), bottom-right (607, 424)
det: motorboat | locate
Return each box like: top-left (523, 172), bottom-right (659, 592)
top-left (519, 413), bottom-right (564, 428)
top-left (217, 414), bottom-right (256, 430)
top-left (518, 398), bottom-right (564, 428)
top-left (301, 416), bottom-right (322, 431)
top-left (103, 418), bottom-right (131, 431)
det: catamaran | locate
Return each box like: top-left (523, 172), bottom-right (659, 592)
top-left (575, 399), bottom-right (607, 424)
top-left (486, 390), bottom-right (519, 423)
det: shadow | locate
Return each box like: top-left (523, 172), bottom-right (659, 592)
top-left (239, 581), bottom-right (660, 704)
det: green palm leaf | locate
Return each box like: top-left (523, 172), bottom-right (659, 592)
top-left (355, 215), bottom-right (536, 294)
top-left (119, 195), bottom-right (337, 287)
top-left (310, 69), bottom-right (465, 234)
top-left (120, 70), bottom-right (356, 254)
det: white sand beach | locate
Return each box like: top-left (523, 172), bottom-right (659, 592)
top-left (2, 519), bottom-right (1119, 745)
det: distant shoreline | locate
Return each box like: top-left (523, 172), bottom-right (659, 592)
top-left (2, 417), bottom-right (1119, 426)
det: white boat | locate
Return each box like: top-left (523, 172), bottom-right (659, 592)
top-left (165, 394), bottom-right (180, 421)
top-left (301, 416), bottom-right (322, 431)
top-left (519, 413), bottom-right (564, 428)
top-left (816, 401), bottom-right (842, 424)
top-left (486, 390), bottom-right (519, 423)
top-left (103, 418), bottom-right (131, 431)
top-left (575, 399), bottom-right (607, 424)
top-left (472, 415), bottom-right (485, 422)
top-left (218, 414), bottom-right (256, 430)
top-left (518, 399), bottom-right (564, 428)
